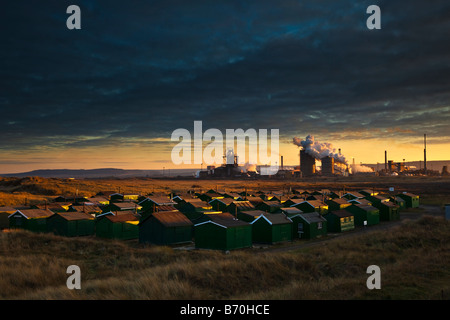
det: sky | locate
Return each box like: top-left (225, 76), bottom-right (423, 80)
top-left (1, 1), bottom-right (450, 173)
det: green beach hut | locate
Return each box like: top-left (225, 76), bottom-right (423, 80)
top-left (290, 200), bottom-right (329, 215)
top-left (0, 206), bottom-right (17, 229)
top-left (289, 212), bottom-right (327, 239)
top-left (139, 210), bottom-right (193, 245)
top-left (326, 198), bottom-right (351, 212)
top-left (372, 201), bottom-right (400, 221)
top-left (237, 210), bottom-right (265, 223)
top-left (250, 213), bottom-right (293, 244)
top-left (324, 210), bottom-right (355, 233)
top-left (47, 211), bottom-right (95, 237)
top-left (194, 213), bottom-right (252, 251)
top-left (345, 204), bottom-right (380, 226)
top-left (8, 209), bottom-right (54, 232)
top-left (96, 212), bottom-right (139, 240)
top-left (396, 192), bottom-right (420, 208)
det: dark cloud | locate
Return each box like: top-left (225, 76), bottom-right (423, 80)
top-left (1, 0), bottom-right (449, 152)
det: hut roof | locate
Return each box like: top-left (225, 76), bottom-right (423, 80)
top-left (281, 207), bottom-right (304, 215)
top-left (349, 199), bottom-right (372, 206)
top-left (293, 200), bottom-right (327, 208)
top-left (111, 202), bottom-right (142, 210)
top-left (329, 210), bottom-right (353, 218)
top-left (328, 198), bottom-right (350, 205)
top-left (240, 210), bottom-right (266, 218)
top-left (151, 211), bottom-right (193, 227)
top-left (295, 212), bottom-right (327, 223)
top-left (53, 211), bottom-right (94, 221)
top-left (139, 196), bottom-right (176, 206)
top-left (343, 191), bottom-right (365, 198)
top-left (251, 213), bottom-right (292, 225)
top-left (11, 209), bottom-right (54, 219)
top-left (195, 213), bottom-right (249, 228)
top-left (104, 213), bottom-right (139, 223)
top-left (70, 205), bottom-right (103, 213)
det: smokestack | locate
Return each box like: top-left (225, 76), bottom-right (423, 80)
top-left (424, 134), bottom-right (427, 175)
top-left (281, 155), bottom-right (284, 171)
top-left (385, 151), bottom-right (387, 171)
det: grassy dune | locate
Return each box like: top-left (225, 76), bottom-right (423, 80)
top-left (1, 216), bottom-right (449, 300)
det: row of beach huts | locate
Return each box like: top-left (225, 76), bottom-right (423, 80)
top-left (0, 188), bottom-right (420, 251)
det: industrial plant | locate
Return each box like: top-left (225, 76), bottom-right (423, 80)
top-left (194, 134), bottom-right (447, 179)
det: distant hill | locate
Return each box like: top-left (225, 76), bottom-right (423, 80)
top-left (0, 168), bottom-right (198, 179)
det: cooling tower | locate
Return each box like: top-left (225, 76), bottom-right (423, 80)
top-left (321, 156), bottom-right (335, 176)
top-left (300, 149), bottom-right (316, 176)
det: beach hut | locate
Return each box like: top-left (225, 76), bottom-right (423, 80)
top-left (138, 196), bottom-right (177, 212)
top-left (0, 206), bottom-right (17, 229)
top-left (176, 199), bottom-right (212, 213)
top-left (47, 211), bottom-right (95, 237)
top-left (250, 213), bottom-right (293, 244)
top-left (103, 202), bottom-right (142, 214)
top-left (288, 212), bottom-right (327, 239)
top-left (290, 200), bottom-right (328, 215)
top-left (282, 198), bottom-right (304, 207)
top-left (372, 201), bottom-right (400, 221)
top-left (359, 189), bottom-right (379, 197)
top-left (345, 204), bottom-right (380, 226)
top-left (342, 191), bottom-right (365, 200)
top-left (96, 212), bottom-right (139, 240)
top-left (8, 209), bottom-right (54, 232)
top-left (280, 207), bottom-right (304, 216)
top-left (32, 203), bottom-right (67, 213)
top-left (326, 198), bottom-right (351, 212)
top-left (194, 213), bottom-right (252, 251)
top-left (396, 192), bottom-right (420, 208)
top-left (364, 194), bottom-right (390, 205)
top-left (85, 196), bottom-right (110, 206)
top-left (68, 204), bottom-right (103, 216)
top-left (255, 201), bottom-right (282, 213)
top-left (227, 201), bottom-right (255, 215)
top-left (324, 210), bottom-right (355, 233)
top-left (389, 196), bottom-right (406, 210)
top-left (109, 193), bottom-right (124, 202)
top-left (237, 210), bottom-right (265, 223)
top-left (209, 198), bottom-right (235, 212)
top-left (139, 210), bottom-right (193, 245)
top-left (198, 192), bottom-right (224, 202)
top-left (348, 198), bottom-right (373, 206)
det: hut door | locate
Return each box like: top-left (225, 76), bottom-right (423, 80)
top-left (297, 223), bottom-right (304, 238)
top-left (15, 216), bottom-right (23, 226)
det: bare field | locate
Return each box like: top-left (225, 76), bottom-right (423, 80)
top-left (1, 175), bottom-right (449, 207)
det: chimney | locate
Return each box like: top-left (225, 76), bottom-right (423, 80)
top-left (385, 150), bottom-right (387, 172)
top-left (281, 156), bottom-right (284, 171)
top-left (424, 134), bottom-right (427, 175)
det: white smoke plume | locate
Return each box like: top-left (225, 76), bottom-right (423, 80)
top-left (350, 164), bottom-right (374, 174)
top-left (293, 135), bottom-right (347, 163)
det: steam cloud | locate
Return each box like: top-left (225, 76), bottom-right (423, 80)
top-left (293, 135), bottom-right (347, 163)
top-left (350, 164), bottom-right (374, 174)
